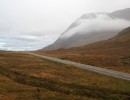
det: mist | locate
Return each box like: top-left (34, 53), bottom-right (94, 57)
top-left (61, 13), bottom-right (130, 38)
top-left (0, 0), bottom-right (130, 50)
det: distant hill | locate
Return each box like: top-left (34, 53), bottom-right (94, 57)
top-left (43, 8), bottom-right (130, 50)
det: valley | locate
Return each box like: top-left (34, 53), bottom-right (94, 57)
top-left (0, 6), bottom-right (130, 100)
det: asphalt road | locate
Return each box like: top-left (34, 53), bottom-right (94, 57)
top-left (26, 52), bottom-right (130, 81)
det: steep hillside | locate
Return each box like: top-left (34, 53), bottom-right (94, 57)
top-left (43, 8), bottom-right (130, 50)
top-left (110, 8), bottom-right (130, 20)
top-left (38, 27), bottom-right (130, 73)
top-left (69, 26), bottom-right (130, 52)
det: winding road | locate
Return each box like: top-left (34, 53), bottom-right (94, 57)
top-left (26, 52), bottom-right (130, 81)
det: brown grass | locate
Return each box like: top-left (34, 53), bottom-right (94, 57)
top-left (36, 36), bottom-right (130, 73)
top-left (0, 51), bottom-right (130, 100)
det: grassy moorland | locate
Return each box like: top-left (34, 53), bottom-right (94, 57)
top-left (37, 50), bottom-right (130, 74)
top-left (0, 51), bottom-right (130, 100)
top-left (36, 27), bottom-right (130, 73)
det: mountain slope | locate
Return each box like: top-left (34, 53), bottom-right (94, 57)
top-left (38, 27), bottom-right (130, 73)
top-left (44, 26), bottom-right (130, 55)
top-left (43, 8), bottom-right (130, 50)
top-left (110, 8), bottom-right (130, 20)
top-left (70, 26), bottom-right (130, 53)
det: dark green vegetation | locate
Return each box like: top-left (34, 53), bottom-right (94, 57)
top-left (0, 51), bottom-right (130, 100)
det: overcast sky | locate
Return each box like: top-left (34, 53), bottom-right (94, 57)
top-left (0, 0), bottom-right (130, 51)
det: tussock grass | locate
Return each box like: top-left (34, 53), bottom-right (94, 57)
top-left (0, 51), bottom-right (130, 100)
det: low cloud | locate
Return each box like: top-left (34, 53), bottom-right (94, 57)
top-left (0, 34), bottom-right (59, 51)
top-left (61, 13), bottom-right (130, 38)
top-left (1, 13), bottom-right (130, 51)
top-left (0, 0), bottom-right (130, 51)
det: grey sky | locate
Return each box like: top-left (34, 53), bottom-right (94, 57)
top-left (0, 0), bottom-right (130, 51)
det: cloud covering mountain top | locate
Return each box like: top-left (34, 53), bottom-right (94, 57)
top-left (0, 0), bottom-right (130, 51)
top-left (44, 8), bottom-right (130, 50)
top-left (60, 13), bottom-right (130, 39)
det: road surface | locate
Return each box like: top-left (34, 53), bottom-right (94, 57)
top-left (26, 52), bottom-right (130, 81)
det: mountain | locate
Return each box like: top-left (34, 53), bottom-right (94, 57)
top-left (39, 27), bottom-right (130, 68)
top-left (43, 8), bottom-right (130, 50)
top-left (70, 26), bottom-right (130, 52)
top-left (110, 8), bottom-right (130, 20)
top-left (44, 26), bottom-right (130, 53)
